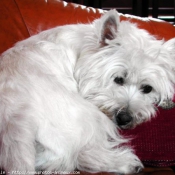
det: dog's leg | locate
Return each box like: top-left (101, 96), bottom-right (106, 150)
top-left (35, 89), bottom-right (143, 174)
top-left (78, 144), bottom-right (143, 174)
top-left (34, 92), bottom-right (88, 172)
top-left (76, 110), bottom-right (143, 174)
top-left (35, 142), bottom-right (78, 173)
top-left (0, 97), bottom-right (36, 175)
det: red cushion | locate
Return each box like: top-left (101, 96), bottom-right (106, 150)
top-left (122, 107), bottom-right (175, 167)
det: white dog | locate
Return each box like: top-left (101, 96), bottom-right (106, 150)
top-left (0, 10), bottom-right (175, 175)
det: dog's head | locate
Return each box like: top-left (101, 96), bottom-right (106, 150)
top-left (75, 10), bottom-right (175, 129)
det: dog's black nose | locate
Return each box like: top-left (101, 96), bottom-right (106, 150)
top-left (115, 111), bottom-right (132, 127)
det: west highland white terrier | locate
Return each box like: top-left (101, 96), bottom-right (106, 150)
top-left (0, 10), bottom-right (175, 175)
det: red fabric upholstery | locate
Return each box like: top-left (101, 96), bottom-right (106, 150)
top-left (122, 107), bottom-right (175, 167)
top-left (1, 0), bottom-right (175, 168)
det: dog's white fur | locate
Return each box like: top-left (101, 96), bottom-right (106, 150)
top-left (0, 10), bottom-right (175, 175)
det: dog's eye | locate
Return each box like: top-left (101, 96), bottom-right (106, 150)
top-left (141, 85), bottom-right (153, 94)
top-left (114, 77), bottom-right (124, 85)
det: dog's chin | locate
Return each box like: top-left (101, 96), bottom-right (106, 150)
top-left (118, 123), bottom-right (134, 130)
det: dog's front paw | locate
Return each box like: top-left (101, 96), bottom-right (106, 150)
top-left (118, 162), bottom-right (143, 175)
top-left (116, 154), bottom-right (143, 174)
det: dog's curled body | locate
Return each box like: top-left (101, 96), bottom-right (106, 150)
top-left (0, 10), bottom-right (175, 174)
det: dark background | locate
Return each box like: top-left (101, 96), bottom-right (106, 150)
top-left (64, 0), bottom-right (175, 24)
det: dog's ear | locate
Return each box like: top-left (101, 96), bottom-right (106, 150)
top-left (97, 10), bottom-right (120, 46)
top-left (163, 38), bottom-right (175, 55)
top-left (162, 38), bottom-right (175, 97)
top-left (162, 38), bottom-right (175, 73)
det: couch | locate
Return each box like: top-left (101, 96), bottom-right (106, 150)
top-left (1, 0), bottom-right (175, 174)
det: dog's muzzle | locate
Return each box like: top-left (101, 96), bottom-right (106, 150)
top-left (115, 111), bottom-right (133, 129)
